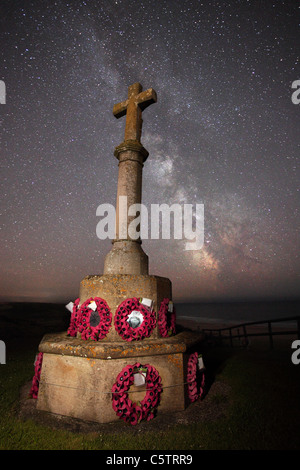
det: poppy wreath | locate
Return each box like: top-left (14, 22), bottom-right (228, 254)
top-left (77, 297), bottom-right (112, 341)
top-left (187, 352), bottom-right (206, 403)
top-left (67, 298), bottom-right (80, 337)
top-left (158, 298), bottom-right (176, 337)
top-left (114, 297), bottom-right (156, 341)
top-left (111, 362), bottom-right (162, 425)
top-left (29, 352), bottom-right (43, 399)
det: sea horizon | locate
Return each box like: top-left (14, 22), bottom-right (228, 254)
top-left (175, 299), bottom-right (300, 327)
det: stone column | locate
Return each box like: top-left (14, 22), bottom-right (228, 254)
top-left (103, 140), bottom-right (149, 275)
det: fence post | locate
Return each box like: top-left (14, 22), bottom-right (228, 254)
top-left (268, 322), bottom-right (273, 349)
top-left (243, 325), bottom-right (248, 347)
top-left (219, 329), bottom-right (222, 345)
top-left (0, 340), bottom-right (6, 364)
top-left (229, 328), bottom-right (233, 347)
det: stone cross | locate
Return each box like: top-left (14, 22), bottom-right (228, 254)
top-left (103, 83), bottom-right (157, 275)
top-left (113, 82), bottom-right (157, 142)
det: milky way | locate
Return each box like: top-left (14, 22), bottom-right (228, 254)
top-left (0, 0), bottom-right (299, 303)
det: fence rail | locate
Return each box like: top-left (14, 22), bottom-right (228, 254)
top-left (202, 315), bottom-right (300, 349)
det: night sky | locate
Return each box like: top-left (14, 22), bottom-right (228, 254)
top-left (1, 0), bottom-right (299, 304)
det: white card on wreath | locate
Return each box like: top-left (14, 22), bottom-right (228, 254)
top-left (141, 298), bottom-right (153, 309)
top-left (134, 372), bottom-right (146, 386)
top-left (89, 301), bottom-right (97, 311)
top-left (65, 302), bottom-right (74, 313)
top-left (198, 356), bottom-right (205, 370)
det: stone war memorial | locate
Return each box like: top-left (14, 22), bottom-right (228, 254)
top-left (32, 83), bottom-right (205, 426)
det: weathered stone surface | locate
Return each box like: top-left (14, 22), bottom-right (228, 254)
top-left (79, 273), bottom-right (172, 341)
top-left (104, 83), bottom-right (157, 276)
top-left (38, 330), bottom-right (204, 359)
top-left (104, 140), bottom-right (149, 274)
top-left (113, 82), bottom-right (157, 142)
top-left (37, 349), bottom-right (187, 424)
top-left (114, 139), bottom-right (149, 162)
top-left (37, 330), bottom-right (203, 423)
top-left (104, 240), bottom-right (149, 275)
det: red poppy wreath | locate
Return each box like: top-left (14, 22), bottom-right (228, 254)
top-left (111, 362), bottom-right (162, 425)
top-left (158, 298), bottom-right (176, 337)
top-left (114, 297), bottom-right (156, 341)
top-left (29, 352), bottom-right (43, 399)
top-left (77, 297), bottom-right (112, 341)
top-left (67, 297), bottom-right (80, 337)
top-left (187, 352), bottom-right (206, 402)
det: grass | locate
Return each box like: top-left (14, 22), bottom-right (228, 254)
top-left (203, 347), bottom-right (300, 450)
top-left (1, 330), bottom-right (300, 451)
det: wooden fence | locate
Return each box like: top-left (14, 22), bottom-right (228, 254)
top-left (202, 315), bottom-right (300, 349)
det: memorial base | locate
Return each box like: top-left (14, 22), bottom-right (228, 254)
top-left (36, 330), bottom-right (203, 424)
top-left (79, 274), bottom-right (172, 341)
